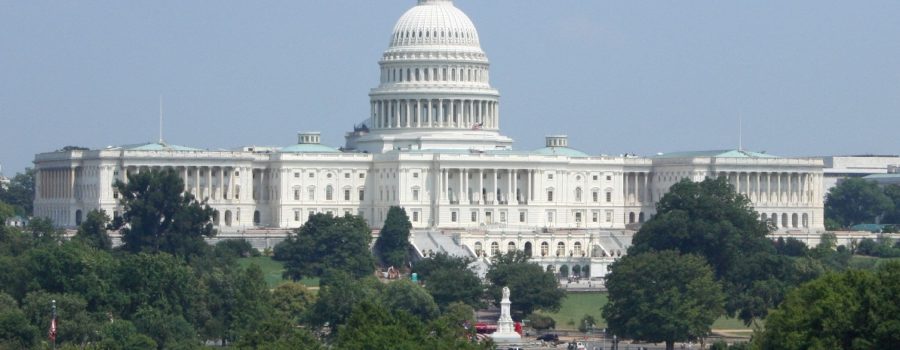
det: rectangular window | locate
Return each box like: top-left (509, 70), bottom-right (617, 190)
top-left (592, 191), bottom-right (598, 202)
top-left (344, 190), bottom-right (351, 201)
top-left (413, 172), bottom-right (419, 178)
top-left (606, 192), bottom-right (612, 202)
top-left (308, 188), bottom-right (315, 201)
top-left (294, 210), bottom-right (300, 222)
top-left (359, 190), bottom-right (365, 201)
top-left (547, 191), bottom-right (554, 202)
top-left (359, 173), bottom-right (365, 179)
top-left (606, 175), bottom-right (612, 181)
top-left (412, 189), bottom-right (419, 201)
top-left (519, 211), bottom-right (526, 222)
top-left (294, 172), bottom-right (300, 178)
top-left (592, 212), bottom-right (599, 223)
top-left (500, 212), bottom-right (507, 223)
top-left (451, 211), bottom-right (458, 222)
top-left (412, 211), bottom-right (419, 222)
top-left (593, 175), bottom-right (598, 181)
top-left (471, 211), bottom-right (478, 222)
top-left (309, 210), bottom-right (315, 218)
top-left (548, 174), bottom-right (554, 180)
top-left (606, 210), bottom-right (613, 223)
top-left (547, 211), bottom-right (554, 222)
top-left (309, 172), bottom-right (315, 178)
top-left (345, 173), bottom-right (351, 179)
top-left (294, 190), bottom-right (300, 201)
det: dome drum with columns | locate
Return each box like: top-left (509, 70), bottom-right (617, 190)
top-left (32, 0), bottom-right (826, 278)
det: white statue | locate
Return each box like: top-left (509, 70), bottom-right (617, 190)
top-left (502, 286), bottom-right (510, 300)
top-left (492, 286), bottom-right (521, 342)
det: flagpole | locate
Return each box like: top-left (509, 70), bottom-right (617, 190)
top-left (50, 299), bottom-right (57, 350)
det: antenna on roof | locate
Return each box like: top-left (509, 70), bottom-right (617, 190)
top-left (158, 95), bottom-right (164, 144)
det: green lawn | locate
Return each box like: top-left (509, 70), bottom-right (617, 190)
top-left (537, 292), bottom-right (755, 331)
top-left (237, 256), bottom-right (319, 289)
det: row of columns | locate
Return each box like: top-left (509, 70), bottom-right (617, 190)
top-left (624, 172), bottom-right (651, 204)
top-left (722, 172), bottom-right (820, 204)
top-left (120, 165), bottom-right (244, 202)
top-left (371, 99), bottom-right (498, 130)
top-left (37, 168), bottom-right (75, 200)
top-left (434, 168), bottom-right (546, 206)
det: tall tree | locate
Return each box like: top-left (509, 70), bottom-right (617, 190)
top-left (755, 261), bottom-right (900, 349)
top-left (630, 177), bottom-right (789, 323)
top-left (111, 169), bottom-right (215, 257)
top-left (825, 177), bottom-right (894, 227)
top-left (412, 252), bottom-right (484, 309)
top-left (74, 209), bottom-right (112, 250)
top-left (603, 251), bottom-right (724, 350)
top-left (882, 184), bottom-right (900, 224)
top-left (375, 206), bottom-right (412, 268)
top-left (0, 168), bottom-right (35, 216)
top-left (274, 213), bottom-right (375, 280)
top-left (485, 251), bottom-right (565, 317)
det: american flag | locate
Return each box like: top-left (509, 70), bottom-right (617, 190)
top-left (48, 301), bottom-right (57, 342)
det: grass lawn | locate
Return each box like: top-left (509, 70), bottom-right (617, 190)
top-left (237, 256), bottom-right (319, 289)
top-left (537, 292), bottom-right (755, 331)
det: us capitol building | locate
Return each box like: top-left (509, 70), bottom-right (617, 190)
top-left (33, 0), bottom-right (824, 276)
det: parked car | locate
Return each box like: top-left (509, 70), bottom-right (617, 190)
top-left (537, 333), bottom-right (560, 342)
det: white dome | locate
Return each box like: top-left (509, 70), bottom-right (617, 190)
top-left (390, 0), bottom-right (480, 48)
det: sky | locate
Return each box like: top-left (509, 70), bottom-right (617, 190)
top-left (1, 0), bottom-right (899, 175)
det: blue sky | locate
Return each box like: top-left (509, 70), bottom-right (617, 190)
top-left (2, 0), bottom-right (899, 174)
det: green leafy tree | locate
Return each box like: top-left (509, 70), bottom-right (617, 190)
top-left (308, 270), bottom-right (383, 329)
top-left (96, 320), bottom-right (158, 350)
top-left (375, 206), bottom-right (412, 268)
top-left (883, 184), bottom-right (900, 224)
top-left (270, 282), bottom-right (316, 324)
top-left (825, 177), bottom-right (894, 227)
top-left (603, 251), bottom-right (724, 350)
top-left (0, 292), bottom-right (37, 349)
top-left (74, 210), bottom-right (112, 250)
top-left (485, 251), bottom-right (565, 317)
top-left (114, 253), bottom-right (201, 323)
top-left (235, 316), bottom-right (323, 350)
top-left (381, 280), bottom-right (439, 321)
top-left (132, 307), bottom-right (200, 350)
top-left (629, 177), bottom-right (789, 324)
top-left (28, 217), bottom-right (63, 243)
top-left (21, 291), bottom-right (104, 346)
top-left (0, 168), bottom-right (35, 216)
top-left (412, 252), bottom-right (484, 309)
top-left (274, 213), bottom-right (375, 280)
top-left (0, 203), bottom-right (15, 227)
top-left (754, 261), bottom-right (900, 349)
top-left (111, 169), bottom-right (215, 257)
top-left (22, 241), bottom-right (118, 311)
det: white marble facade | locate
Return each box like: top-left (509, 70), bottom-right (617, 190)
top-left (33, 0), bottom-right (825, 251)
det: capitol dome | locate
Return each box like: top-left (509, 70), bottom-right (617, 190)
top-left (390, 0), bottom-right (481, 49)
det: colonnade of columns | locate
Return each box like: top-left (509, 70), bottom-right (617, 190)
top-left (120, 165), bottom-right (246, 202)
top-left (623, 172), bottom-right (651, 204)
top-left (37, 168), bottom-right (75, 199)
top-left (435, 168), bottom-right (534, 205)
top-left (371, 98), bottom-right (498, 130)
top-left (720, 171), bottom-right (821, 205)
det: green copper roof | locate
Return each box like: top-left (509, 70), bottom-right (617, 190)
top-left (116, 142), bottom-right (203, 151)
top-left (279, 144), bottom-right (342, 153)
top-left (533, 146), bottom-right (591, 157)
top-left (652, 149), bottom-right (778, 159)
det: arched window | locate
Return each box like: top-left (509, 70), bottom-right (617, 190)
top-left (802, 213), bottom-right (809, 228)
top-left (781, 213), bottom-right (788, 228)
top-left (541, 242), bottom-right (549, 256)
top-left (524, 242), bottom-right (533, 257)
top-left (575, 187), bottom-right (583, 202)
top-left (574, 242), bottom-right (583, 256)
top-left (490, 242), bottom-right (500, 256)
top-left (507, 241), bottom-right (516, 253)
top-left (771, 213), bottom-right (778, 227)
top-left (326, 185), bottom-right (334, 201)
top-left (629, 212), bottom-right (636, 223)
top-left (760, 213), bottom-right (767, 221)
top-left (253, 210), bottom-right (261, 225)
top-left (556, 242), bottom-right (565, 256)
top-left (225, 210), bottom-right (233, 227)
top-left (474, 242), bottom-right (483, 257)
top-left (792, 213), bottom-right (799, 228)
top-left (75, 210), bottom-right (83, 226)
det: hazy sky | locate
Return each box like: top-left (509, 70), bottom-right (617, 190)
top-left (2, 0), bottom-right (899, 175)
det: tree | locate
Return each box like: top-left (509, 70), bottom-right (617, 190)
top-left (754, 261), bottom-right (900, 349)
top-left (629, 177), bottom-right (789, 324)
top-left (111, 169), bottom-right (216, 257)
top-left (74, 210), bottom-right (112, 250)
top-left (375, 206), bottom-right (412, 268)
top-left (0, 168), bottom-right (35, 216)
top-left (270, 282), bottom-right (316, 324)
top-left (412, 252), bottom-right (484, 309)
top-left (274, 213), bottom-right (375, 280)
top-left (381, 280), bottom-right (439, 321)
top-left (485, 251), bottom-right (565, 317)
top-left (0, 292), bottom-right (37, 349)
top-left (825, 177), bottom-right (894, 227)
top-left (883, 184), bottom-right (900, 224)
top-left (308, 270), bottom-right (383, 329)
top-left (603, 251), bottom-right (724, 350)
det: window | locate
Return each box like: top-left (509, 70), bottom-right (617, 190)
top-left (547, 211), bottom-right (554, 223)
top-left (326, 173), bottom-right (332, 179)
top-left (412, 189), bottom-right (420, 201)
top-left (556, 242), bottom-right (565, 256)
top-left (592, 212), bottom-right (599, 222)
top-left (500, 211), bottom-right (506, 222)
top-left (413, 172), bottom-right (419, 178)
top-left (519, 211), bottom-right (526, 223)
top-left (308, 187), bottom-right (316, 201)
top-left (475, 242), bottom-right (483, 256)
top-left (507, 242), bottom-right (516, 253)
top-left (606, 175), bottom-right (612, 181)
top-left (344, 189), bottom-right (351, 201)
top-left (309, 210), bottom-right (315, 218)
top-left (451, 211), bottom-right (458, 222)
top-left (326, 186), bottom-right (334, 201)
top-left (491, 242), bottom-right (499, 256)
top-left (294, 172), bottom-right (300, 178)
top-left (574, 242), bottom-right (583, 256)
top-left (294, 189), bottom-right (300, 201)
top-left (234, 171), bottom-right (240, 177)
top-left (548, 174), bottom-right (554, 180)
top-left (606, 191), bottom-right (612, 202)
top-left (547, 190), bottom-right (554, 202)
top-left (606, 210), bottom-right (613, 223)
top-left (344, 173), bottom-right (351, 179)
top-left (359, 173), bottom-right (365, 179)
top-left (412, 211), bottom-right (419, 222)
top-left (359, 189), bottom-right (365, 201)
top-left (471, 211), bottom-right (478, 222)
top-left (593, 175), bottom-right (598, 181)
top-left (541, 242), bottom-right (550, 256)
top-left (575, 187), bottom-right (583, 202)
top-left (592, 191), bottom-right (599, 202)
top-left (294, 210), bottom-right (300, 222)
top-left (309, 172), bottom-right (315, 178)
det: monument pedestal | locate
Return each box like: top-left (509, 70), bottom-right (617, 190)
top-left (491, 286), bottom-right (522, 343)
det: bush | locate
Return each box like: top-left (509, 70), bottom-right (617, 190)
top-left (559, 265), bottom-right (569, 278)
top-left (215, 239), bottom-right (256, 258)
top-left (577, 314), bottom-right (596, 333)
top-left (528, 313), bottom-right (555, 330)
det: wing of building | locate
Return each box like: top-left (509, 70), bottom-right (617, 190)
top-left (33, 0), bottom-right (825, 277)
